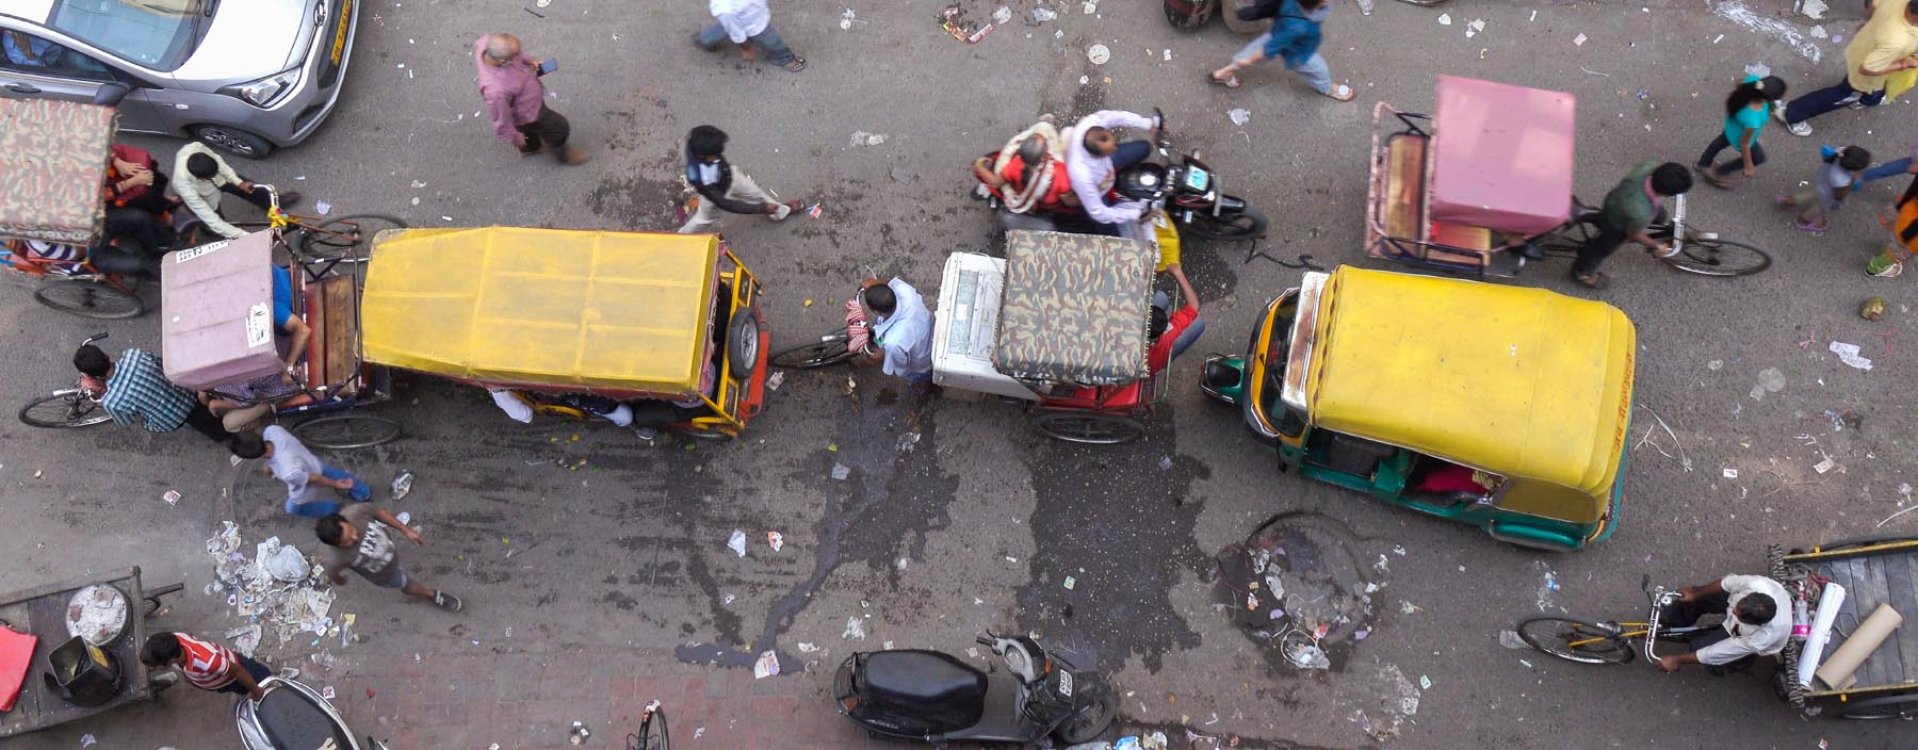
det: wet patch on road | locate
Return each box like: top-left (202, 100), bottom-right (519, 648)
top-left (1014, 410), bottom-right (1212, 673)
top-left (1214, 512), bottom-right (1382, 674)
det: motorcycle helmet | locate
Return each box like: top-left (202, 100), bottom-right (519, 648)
top-left (1114, 163), bottom-right (1168, 201)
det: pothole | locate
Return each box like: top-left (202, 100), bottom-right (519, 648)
top-left (1213, 512), bottom-right (1381, 673)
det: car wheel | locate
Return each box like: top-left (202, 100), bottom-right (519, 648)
top-left (191, 125), bottom-right (275, 158)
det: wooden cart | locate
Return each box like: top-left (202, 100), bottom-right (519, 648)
top-left (0, 567), bottom-right (182, 737)
top-left (1773, 538), bottom-right (1918, 718)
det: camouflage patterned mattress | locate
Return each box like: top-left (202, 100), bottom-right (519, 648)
top-left (0, 99), bottom-right (117, 246)
top-left (992, 229), bottom-right (1155, 386)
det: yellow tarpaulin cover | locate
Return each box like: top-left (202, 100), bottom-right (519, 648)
top-left (362, 227), bottom-right (718, 394)
top-left (1305, 267), bottom-right (1635, 496)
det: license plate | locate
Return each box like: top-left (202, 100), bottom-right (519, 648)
top-left (329, 0), bottom-right (352, 65)
top-left (1057, 669), bottom-right (1074, 697)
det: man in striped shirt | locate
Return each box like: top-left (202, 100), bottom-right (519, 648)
top-left (140, 631), bottom-right (267, 700)
top-left (73, 345), bottom-right (229, 443)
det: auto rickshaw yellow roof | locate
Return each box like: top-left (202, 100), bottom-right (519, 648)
top-left (362, 227), bottom-right (719, 394)
top-left (1304, 266), bottom-right (1635, 495)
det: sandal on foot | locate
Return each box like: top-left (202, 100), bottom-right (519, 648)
top-left (1793, 217), bottom-right (1829, 233)
top-left (1693, 165), bottom-right (1732, 189)
top-left (1208, 71), bottom-right (1241, 88)
top-left (783, 57), bottom-right (807, 72)
top-left (433, 590), bottom-right (464, 613)
top-left (1326, 83), bottom-right (1356, 102)
top-left (1570, 270), bottom-right (1608, 290)
top-left (1772, 194), bottom-right (1794, 210)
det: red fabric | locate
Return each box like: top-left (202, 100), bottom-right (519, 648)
top-left (0, 625), bottom-right (35, 712)
top-left (175, 633), bottom-right (237, 690)
top-left (105, 144), bottom-right (159, 207)
top-left (1147, 307), bottom-right (1200, 374)
top-left (997, 156), bottom-right (1076, 211)
top-left (1417, 463), bottom-right (1486, 493)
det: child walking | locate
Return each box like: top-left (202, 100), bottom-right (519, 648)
top-left (1695, 75), bottom-right (1787, 188)
top-left (1778, 146), bottom-right (1872, 232)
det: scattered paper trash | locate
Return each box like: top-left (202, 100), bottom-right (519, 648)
top-left (727, 529), bottom-right (748, 557)
top-left (992, 6), bottom-right (1012, 24)
top-left (754, 650), bottom-right (781, 679)
top-left (848, 131), bottom-right (887, 148)
top-left (321, 685), bottom-right (336, 700)
top-left (1814, 455), bottom-right (1838, 474)
top-left (1087, 43), bottom-right (1110, 64)
top-left (1419, 675), bottom-right (1432, 690)
top-left (569, 720), bottom-right (592, 745)
top-left (1437, 12), bottom-right (1452, 24)
top-left (1800, 0), bottom-right (1827, 18)
top-left (391, 470), bottom-right (415, 500)
top-left (1829, 341), bottom-right (1873, 370)
top-left (1063, 575), bottom-right (1077, 590)
top-left (797, 642), bottom-right (820, 653)
top-left (1573, 32), bottom-right (1588, 46)
top-left (767, 531), bottom-right (784, 552)
top-left (1356, 0), bottom-right (1373, 14)
top-left (1751, 366), bottom-right (1787, 400)
top-left (1228, 108), bottom-right (1250, 127)
top-left (1810, 24), bottom-right (1829, 38)
top-left (1466, 19), bottom-right (1485, 37)
top-left (831, 463), bottom-right (850, 481)
top-left (163, 489), bottom-right (181, 506)
top-left (843, 616), bottom-right (867, 639)
top-left (1031, 8), bottom-right (1058, 22)
top-left (80, 735), bottom-right (96, 748)
top-left (1499, 630), bottom-right (1528, 649)
top-left (315, 200), bottom-right (332, 215)
top-left (767, 371), bottom-right (786, 391)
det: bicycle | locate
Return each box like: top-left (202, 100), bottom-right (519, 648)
top-left (1515, 575), bottom-right (1727, 667)
top-left (18, 332), bottom-right (116, 428)
top-left (770, 327), bottom-right (864, 369)
top-left (625, 700), bottom-right (669, 750)
top-left (236, 185), bottom-right (405, 268)
top-left (1528, 195), bottom-right (1772, 277)
top-left (2, 240), bottom-right (149, 319)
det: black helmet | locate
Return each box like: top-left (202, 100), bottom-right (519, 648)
top-left (1114, 163), bottom-right (1168, 201)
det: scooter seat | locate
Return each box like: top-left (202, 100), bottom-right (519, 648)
top-left (857, 650), bottom-right (987, 727)
top-left (255, 684), bottom-right (353, 750)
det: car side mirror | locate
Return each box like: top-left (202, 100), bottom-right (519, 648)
top-left (90, 83), bottom-right (130, 107)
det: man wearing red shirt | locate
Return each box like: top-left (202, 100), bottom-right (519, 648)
top-left (141, 631), bottom-right (268, 700)
top-left (1147, 263), bottom-right (1206, 374)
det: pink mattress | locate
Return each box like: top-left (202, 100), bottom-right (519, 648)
top-left (161, 232), bottom-right (281, 390)
top-left (1429, 75), bottom-right (1577, 235)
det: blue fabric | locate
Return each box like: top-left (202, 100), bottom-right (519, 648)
top-left (271, 265), bottom-right (293, 329)
top-left (1260, 0), bottom-right (1325, 68)
top-left (1864, 156), bottom-right (1913, 183)
top-left (100, 348), bottom-right (194, 432)
top-left (1170, 317), bottom-right (1207, 360)
top-left (284, 466), bottom-right (369, 516)
top-left (322, 465), bottom-right (373, 502)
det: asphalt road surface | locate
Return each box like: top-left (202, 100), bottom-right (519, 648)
top-left (2, 0), bottom-right (1916, 748)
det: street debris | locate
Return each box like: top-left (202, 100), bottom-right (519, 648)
top-left (993, 5), bottom-right (1013, 24)
top-left (726, 529), bottom-right (748, 557)
top-left (1228, 108), bottom-right (1250, 127)
top-left (1799, 0), bottom-right (1828, 18)
top-left (1633, 405), bottom-right (1692, 471)
top-left (1465, 19), bottom-right (1485, 38)
top-left (848, 131), bottom-right (888, 148)
top-left (1829, 341), bottom-right (1873, 371)
top-left (1535, 561), bottom-right (1561, 611)
top-left (767, 531), bottom-right (784, 552)
top-left (1724, 468), bottom-right (1740, 479)
top-left (839, 8), bottom-right (862, 30)
top-left (569, 720), bottom-right (592, 745)
top-left (1419, 674), bottom-right (1433, 690)
top-left (1751, 366), bottom-right (1787, 400)
top-left (1498, 629), bottom-right (1528, 649)
top-left (1031, 8), bottom-right (1058, 22)
top-left (79, 734), bottom-right (96, 748)
top-left (897, 432), bottom-right (921, 454)
top-left (1063, 575), bottom-right (1076, 590)
top-left (163, 489), bottom-right (181, 506)
top-left (843, 616), bottom-right (866, 640)
top-left (754, 650), bottom-right (781, 678)
top-left (831, 463), bottom-right (851, 481)
top-left (1861, 296), bottom-right (1887, 321)
top-left (1573, 32), bottom-right (1587, 46)
top-left (797, 642), bottom-right (820, 653)
top-left (1087, 44), bottom-right (1110, 65)
top-left (1712, 0), bottom-right (1823, 63)
top-left (1814, 454), bottom-right (1838, 474)
top-left (1437, 13), bottom-right (1451, 25)
top-left (391, 469), bottom-right (415, 500)
top-left (206, 523), bottom-right (338, 659)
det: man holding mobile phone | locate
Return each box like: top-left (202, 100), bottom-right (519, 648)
top-left (473, 33), bottom-right (588, 165)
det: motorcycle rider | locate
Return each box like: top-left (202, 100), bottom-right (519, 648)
top-left (1065, 109), bottom-right (1163, 237)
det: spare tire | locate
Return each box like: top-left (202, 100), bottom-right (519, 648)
top-left (727, 306), bottom-right (761, 380)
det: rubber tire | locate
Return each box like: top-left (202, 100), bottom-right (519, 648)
top-left (300, 214), bottom-right (409, 260)
top-left (33, 279), bottom-right (144, 319)
top-left (1030, 412), bottom-right (1147, 445)
top-left (727, 306), bottom-right (761, 380)
top-left (1053, 685), bottom-right (1118, 744)
top-left (770, 331), bottom-right (857, 369)
top-left (1663, 238), bottom-right (1771, 277)
top-left (293, 415), bottom-right (402, 449)
top-left (1839, 694), bottom-right (1918, 719)
top-left (644, 708), bottom-right (670, 750)
top-left (1515, 616), bottom-right (1635, 665)
top-left (1182, 205), bottom-right (1268, 240)
top-left (190, 124), bottom-right (274, 159)
top-left (18, 390), bottom-right (114, 428)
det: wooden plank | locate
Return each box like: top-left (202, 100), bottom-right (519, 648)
top-left (321, 276), bottom-right (356, 388)
top-left (1884, 551), bottom-right (1918, 682)
top-left (1382, 135), bottom-right (1428, 246)
top-left (1856, 554), bottom-right (1895, 689)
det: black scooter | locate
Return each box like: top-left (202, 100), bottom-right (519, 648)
top-left (235, 677), bottom-right (388, 750)
top-left (833, 632), bottom-right (1117, 745)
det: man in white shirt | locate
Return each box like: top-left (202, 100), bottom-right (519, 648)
top-left (1065, 109), bottom-right (1161, 237)
top-left (171, 143), bottom-right (299, 241)
top-left (1655, 573), bottom-right (1792, 673)
top-left (860, 277), bottom-right (934, 390)
top-left (695, 0), bottom-right (806, 72)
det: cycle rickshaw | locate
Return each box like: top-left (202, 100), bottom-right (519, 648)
top-left (1367, 74), bottom-right (1771, 280)
top-left (0, 98), bottom-right (151, 318)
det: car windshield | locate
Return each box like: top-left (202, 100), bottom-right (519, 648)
top-left (47, 0), bottom-right (209, 71)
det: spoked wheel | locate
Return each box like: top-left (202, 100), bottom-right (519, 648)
top-left (769, 331), bottom-right (857, 369)
top-left (1516, 616), bottom-right (1635, 665)
top-left (627, 706), bottom-right (669, 750)
top-left (299, 214), bottom-right (408, 261)
top-left (293, 415), bottom-right (402, 449)
top-left (1029, 411), bottom-right (1147, 445)
top-left (1182, 206), bottom-right (1268, 240)
top-left (18, 389), bottom-right (114, 428)
top-left (34, 280), bottom-right (144, 319)
top-left (1053, 685), bottom-right (1118, 744)
top-left (1664, 238), bottom-right (1771, 277)
top-left (1838, 694), bottom-right (1918, 719)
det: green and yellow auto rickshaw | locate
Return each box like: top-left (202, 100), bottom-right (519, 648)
top-left (1201, 266), bottom-right (1636, 551)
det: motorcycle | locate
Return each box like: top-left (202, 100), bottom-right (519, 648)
top-left (235, 677), bottom-right (388, 750)
top-left (833, 632), bottom-right (1118, 745)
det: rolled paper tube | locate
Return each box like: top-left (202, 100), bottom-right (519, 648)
top-left (1815, 603), bottom-right (1903, 691)
top-left (1798, 582), bottom-right (1847, 687)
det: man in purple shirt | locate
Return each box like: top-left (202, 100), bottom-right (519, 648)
top-left (473, 33), bottom-right (588, 165)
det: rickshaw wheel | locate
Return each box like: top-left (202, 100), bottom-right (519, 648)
top-left (1514, 616), bottom-right (1634, 665)
top-left (18, 390), bottom-right (114, 428)
top-left (300, 214), bottom-right (408, 260)
top-left (1662, 238), bottom-right (1771, 277)
top-left (1030, 412), bottom-right (1146, 445)
top-left (34, 280), bottom-right (144, 319)
top-left (728, 307), bottom-right (761, 379)
top-left (1838, 694), bottom-right (1918, 720)
top-left (293, 415), bottom-right (402, 449)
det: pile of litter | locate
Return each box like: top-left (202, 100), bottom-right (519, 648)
top-left (204, 521), bottom-right (340, 658)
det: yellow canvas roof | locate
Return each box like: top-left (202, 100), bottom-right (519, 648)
top-left (362, 227), bottom-right (718, 393)
top-left (1305, 267), bottom-right (1635, 494)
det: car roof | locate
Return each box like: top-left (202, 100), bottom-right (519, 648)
top-left (1304, 266), bottom-right (1636, 495)
top-left (0, 0), bottom-right (57, 24)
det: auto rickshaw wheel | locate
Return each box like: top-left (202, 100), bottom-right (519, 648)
top-left (1514, 616), bottom-right (1634, 665)
top-left (1838, 694), bottom-right (1918, 719)
top-left (1030, 412), bottom-right (1146, 445)
top-left (728, 307), bottom-right (761, 380)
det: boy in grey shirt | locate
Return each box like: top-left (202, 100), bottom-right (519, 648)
top-left (317, 504), bottom-right (463, 611)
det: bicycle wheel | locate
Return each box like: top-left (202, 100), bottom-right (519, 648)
top-left (1664, 238), bottom-right (1771, 277)
top-left (34, 279), bottom-right (144, 319)
top-left (627, 707), bottom-right (669, 750)
top-left (18, 389), bottom-right (114, 428)
top-left (299, 214), bottom-right (408, 260)
top-left (1182, 206), bottom-right (1268, 240)
top-left (1516, 616), bottom-right (1635, 665)
top-left (769, 331), bottom-right (857, 369)
top-left (293, 414), bottom-right (402, 449)
top-left (1030, 412), bottom-right (1146, 445)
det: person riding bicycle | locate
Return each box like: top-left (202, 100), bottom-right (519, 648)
top-left (1654, 573), bottom-right (1792, 673)
top-left (172, 143), bottom-right (302, 241)
top-left (847, 277), bottom-right (934, 392)
top-left (1572, 161), bottom-right (1691, 290)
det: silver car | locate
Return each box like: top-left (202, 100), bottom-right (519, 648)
top-left (0, 0), bottom-right (360, 157)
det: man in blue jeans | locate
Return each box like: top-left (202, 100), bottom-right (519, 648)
top-left (230, 426), bottom-right (372, 517)
top-left (1776, 0), bottom-right (1918, 137)
top-left (696, 0), bottom-right (805, 72)
top-left (1065, 109), bottom-right (1162, 237)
